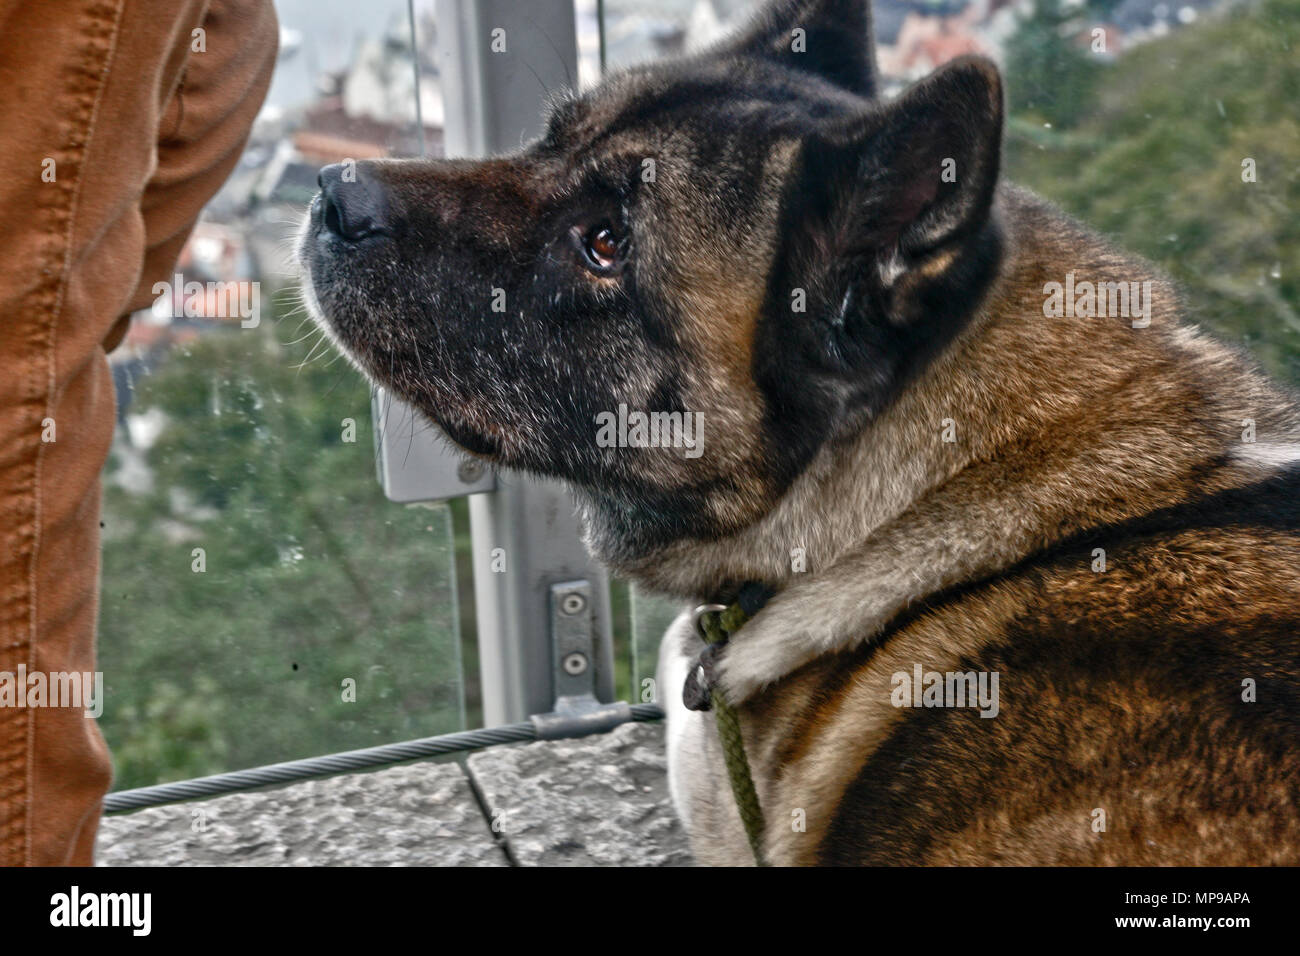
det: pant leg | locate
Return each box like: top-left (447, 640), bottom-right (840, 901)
top-left (0, 0), bottom-right (277, 867)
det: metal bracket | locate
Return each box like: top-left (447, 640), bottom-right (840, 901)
top-left (371, 386), bottom-right (496, 502)
top-left (529, 580), bottom-right (631, 740)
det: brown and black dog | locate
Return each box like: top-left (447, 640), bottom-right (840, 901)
top-left (301, 0), bottom-right (1300, 865)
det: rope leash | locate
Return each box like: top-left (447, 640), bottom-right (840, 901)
top-left (694, 599), bottom-right (769, 867)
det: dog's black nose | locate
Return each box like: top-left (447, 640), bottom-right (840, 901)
top-left (317, 163), bottom-right (389, 240)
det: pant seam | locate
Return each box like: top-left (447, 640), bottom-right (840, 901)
top-left (18, 0), bottom-right (126, 868)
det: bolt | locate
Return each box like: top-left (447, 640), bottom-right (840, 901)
top-left (560, 592), bottom-right (586, 615)
top-left (458, 458), bottom-right (485, 483)
top-left (562, 652), bottom-right (588, 675)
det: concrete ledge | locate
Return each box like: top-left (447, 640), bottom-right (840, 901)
top-left (97, 759), bottom-right (502, 866)
top-left (468, 721), bottom-right (692, 866)
top-left (96, 719), bottom-right (692, 866)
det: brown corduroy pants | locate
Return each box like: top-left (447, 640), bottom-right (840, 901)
top-left (0, 0), bottom-right (276, 866)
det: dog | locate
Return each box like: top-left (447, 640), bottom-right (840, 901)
top-left (300, 0), bottom-right (1300, 865)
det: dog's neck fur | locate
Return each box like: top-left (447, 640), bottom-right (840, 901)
top-left (593, 185), bottom-right (1300, 629)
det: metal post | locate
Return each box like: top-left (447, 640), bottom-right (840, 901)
top-left (436, 0), bottom-right (613, 726)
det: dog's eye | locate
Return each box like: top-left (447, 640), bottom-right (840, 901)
top-left (573, 224), bottom-right (625, 273)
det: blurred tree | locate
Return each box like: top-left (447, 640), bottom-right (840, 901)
top-left (1005, 0), bottom-right (1117, 129)
top-left (99, 303), bottom-right (464, 789)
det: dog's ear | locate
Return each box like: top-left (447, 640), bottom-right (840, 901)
top-left (723, 0), bottom-right (878, 97)
top-left (798, 56), bottom-right (1003, 276)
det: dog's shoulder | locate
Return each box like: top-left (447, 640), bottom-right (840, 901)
top-left (755, 469), bottom-right (1300, 865)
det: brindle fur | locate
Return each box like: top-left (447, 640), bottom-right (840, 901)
top-left (302, 0), bottom-right (1300, 865)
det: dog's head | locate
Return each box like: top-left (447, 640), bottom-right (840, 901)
top-left (300, 0), bottom-right (1004, 573)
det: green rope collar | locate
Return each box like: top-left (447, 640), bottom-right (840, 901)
top-left (694, 598), bottom-right (768, 867)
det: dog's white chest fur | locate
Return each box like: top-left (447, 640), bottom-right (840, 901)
top-left (656, 610), bottom-right (756, 865)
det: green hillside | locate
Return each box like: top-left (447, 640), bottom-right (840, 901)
top-left (1004, 0), bottom-right (1300, 383)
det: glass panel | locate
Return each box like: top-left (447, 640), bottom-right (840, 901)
top-left (630, 588), bottom-right (686, 706)
top-left (99, 0), bottom-right (463, 791)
